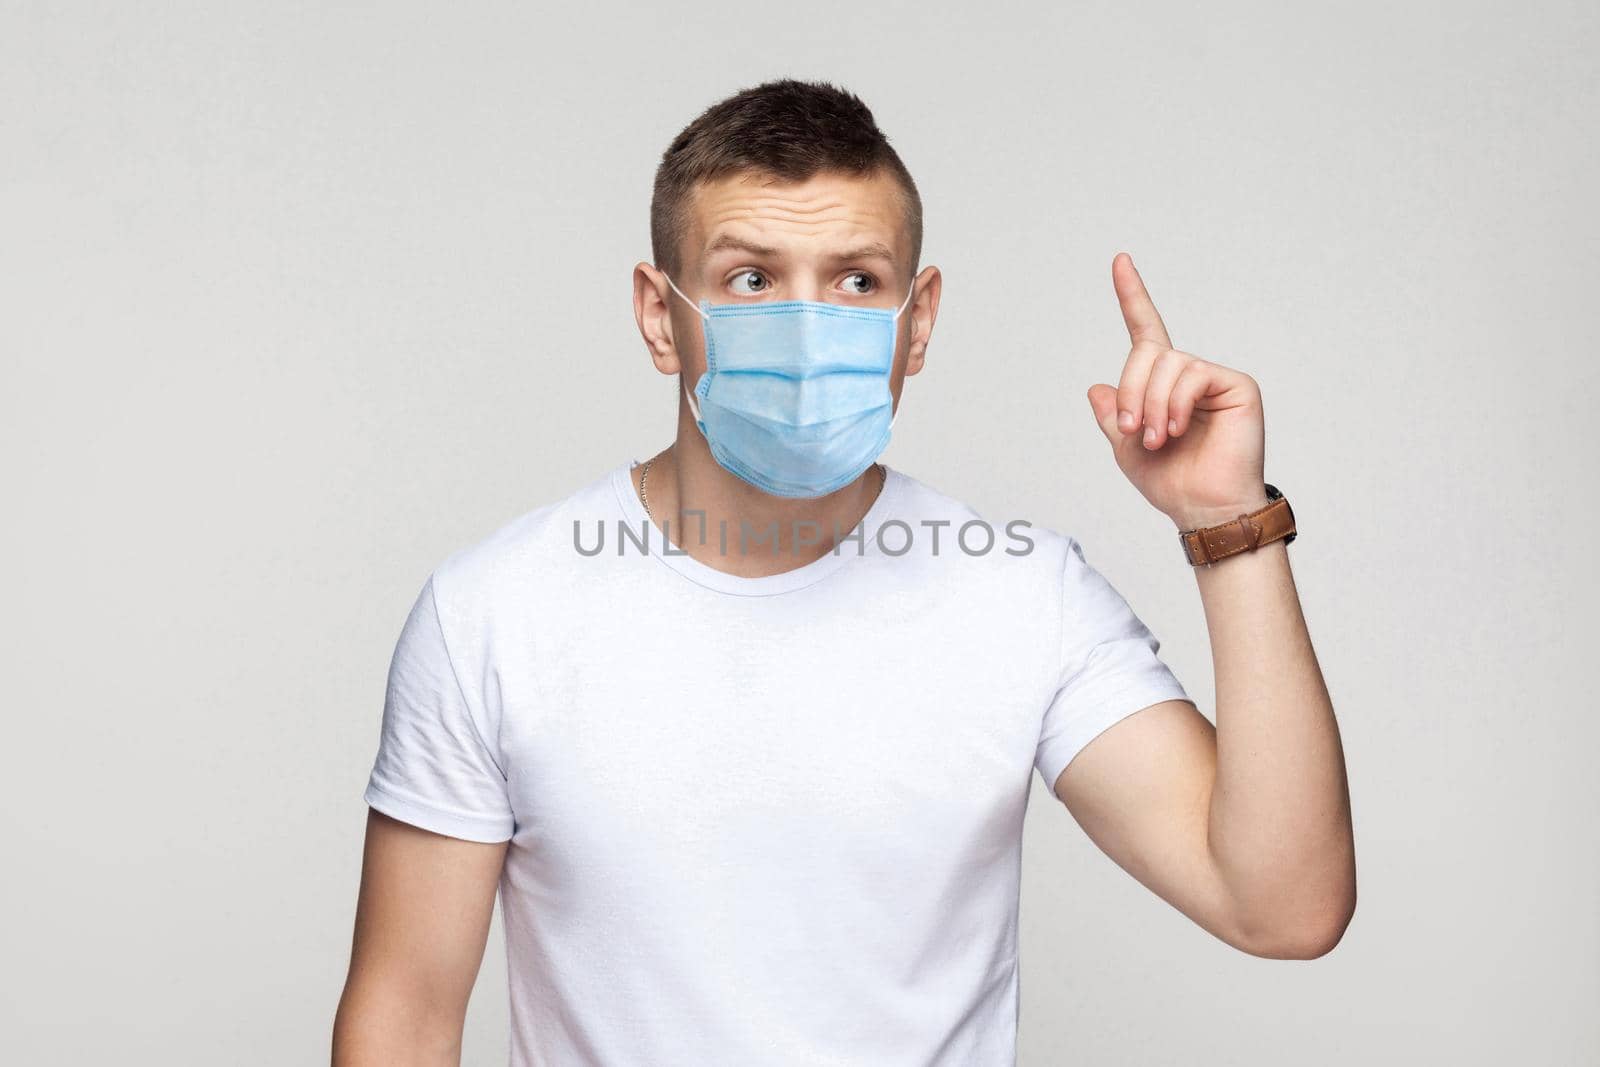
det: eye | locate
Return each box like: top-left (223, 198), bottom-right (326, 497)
top-left (730, 270), bottom-right (769, 295)
top-left (841, 271), bottom-right (877, 296)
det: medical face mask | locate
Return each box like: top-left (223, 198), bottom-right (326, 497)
top-left (663, 272), bottom-right (915, 499)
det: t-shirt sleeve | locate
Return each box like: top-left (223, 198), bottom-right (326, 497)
top-left (1034, 536), bottom-right (1193, 793)
top-left (362, 573), bottom-right (515, 843)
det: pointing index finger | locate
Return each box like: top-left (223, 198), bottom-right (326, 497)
top-left (1113, 252), bottom-right (1172, 348)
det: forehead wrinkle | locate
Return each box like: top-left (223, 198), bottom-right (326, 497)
top-left (692, 179), bottom-right (907, 269)
top-left (700, 231), bottom-right (896, 264)
top-left (700, 203), bottom-right (864, 233)
top-left (699, 185), bottom-right (884, 226)
top-left (737, 193), bottom-right (855, 218)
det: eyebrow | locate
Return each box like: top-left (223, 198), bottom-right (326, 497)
top-left (834, 241), bottom-right (897, 265)
top-left (701, 233), bottom-right (897, 265)
top-left (703, 234), bottom-right (783, 258)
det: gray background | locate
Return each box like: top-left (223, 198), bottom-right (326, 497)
top-left (4, 1), bottom-right (1595, 1063)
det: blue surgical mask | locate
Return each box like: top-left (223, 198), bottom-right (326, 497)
top-left (663, 272), bottom-right (916, 498)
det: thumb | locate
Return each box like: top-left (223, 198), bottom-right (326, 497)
top-left (1086, 384), bottom-right (1124, 443)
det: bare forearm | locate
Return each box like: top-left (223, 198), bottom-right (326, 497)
top-left (1190, 538), bottom-right (1355, 957)
top-left (332, 982), bottom-right (464, 1066)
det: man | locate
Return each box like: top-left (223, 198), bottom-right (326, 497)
top-left (332, 78), bottom-right (1354, 1066)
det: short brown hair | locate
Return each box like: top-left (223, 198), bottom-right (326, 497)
top-left (650, 79), bottom-right (923, 280)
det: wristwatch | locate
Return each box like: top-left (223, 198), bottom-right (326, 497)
top-left (1178, 483), bottom-right (1297, 567)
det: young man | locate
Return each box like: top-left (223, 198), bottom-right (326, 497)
top-left (333, 79), bottom-right (1354, 1066)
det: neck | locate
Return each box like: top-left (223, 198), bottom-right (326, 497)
top-left (634, 415), bottom-right (887, 579)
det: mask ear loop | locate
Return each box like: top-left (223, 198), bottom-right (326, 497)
top-left (888, 280), bottom-right (916, 429)
top-left (663, 272), bottom-right (711, 322)
top-left (662, 273), bottom-right (711, 423)
top-left (891, 279), bottom-right (916, 320)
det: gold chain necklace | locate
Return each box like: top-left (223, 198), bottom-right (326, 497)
top-left (638, 458), bottom-right (884, 523)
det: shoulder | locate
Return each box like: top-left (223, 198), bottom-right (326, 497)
top-left (881, 466), bottom-right (1076, 575)
top-left (428, 465), bottom-right (623, 613)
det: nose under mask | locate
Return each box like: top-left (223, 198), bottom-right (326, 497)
top-left (663, 273), bottom-right (915, 499)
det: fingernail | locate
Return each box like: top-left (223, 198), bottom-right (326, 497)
top-left (1168, 418), bottom-right (1177, 434)
top-left (1118, 410), bottom-right (1135, 431)
top-left (1143, 425), bottom-right (1157, 447)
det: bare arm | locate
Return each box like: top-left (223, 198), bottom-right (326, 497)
top-left (332, 809), bottom-right (509, 1065)
top-left (1054, 539), bottom-right (1354, 959)
top-left (1059, 253), bottom-right (1355, 960)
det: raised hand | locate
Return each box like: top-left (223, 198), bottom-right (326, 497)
top-left (1086, 253), bottom-right (1271, 530)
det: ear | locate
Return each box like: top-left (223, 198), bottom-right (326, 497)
top-left (900, 266), bottom-right (939, 378)
top-left (633, 262), bottom-right (684, 376)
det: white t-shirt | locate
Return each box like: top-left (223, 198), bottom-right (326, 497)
top-left (363, 462), bottom-right (1191, 1066)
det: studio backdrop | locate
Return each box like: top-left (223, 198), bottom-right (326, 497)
top-left (3, 2), bottom-right (1595, 1064)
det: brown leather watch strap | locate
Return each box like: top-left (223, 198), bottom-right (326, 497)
top-left (1179, 483), bottom-right (1297, 566)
